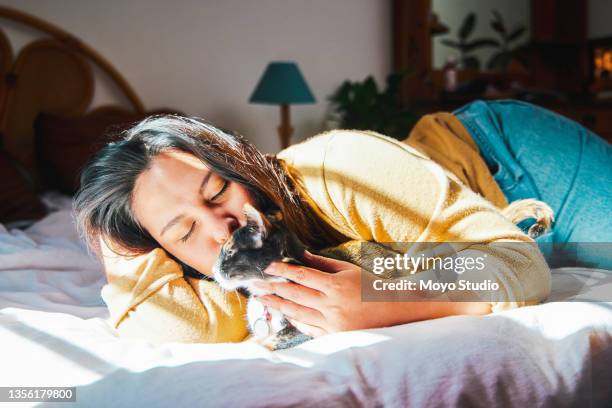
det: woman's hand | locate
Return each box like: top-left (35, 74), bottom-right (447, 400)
top-left (253, 250), bottom-right (492, 337)
top-left (253, 250), bottom-right (398, 337)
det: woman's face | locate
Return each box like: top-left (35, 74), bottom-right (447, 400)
top-left (131, 149), bottom-right (258, 277)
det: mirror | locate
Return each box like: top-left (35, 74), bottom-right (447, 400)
top-left (431, 0), bottom-right (531, 71)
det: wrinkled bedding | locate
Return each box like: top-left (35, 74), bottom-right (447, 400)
top-left (1, 199), bottom-right (611, 407)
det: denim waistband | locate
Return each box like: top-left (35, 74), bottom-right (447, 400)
top-left (453, 100), bottom-right (540, 203)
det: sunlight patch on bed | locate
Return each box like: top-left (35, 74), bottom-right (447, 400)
top-left (298, 331), bottom-right (389, 355)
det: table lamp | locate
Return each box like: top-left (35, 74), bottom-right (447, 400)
top-left (249, 61), bottom-right (316, 149)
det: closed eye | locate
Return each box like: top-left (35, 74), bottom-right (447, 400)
top-left (210, 180), bottom-right (229, 201)
top-left (180, 221), bottom-right (196, 243)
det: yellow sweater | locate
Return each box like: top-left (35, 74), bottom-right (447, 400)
top-left (99, 113), bottom-right (551, 345)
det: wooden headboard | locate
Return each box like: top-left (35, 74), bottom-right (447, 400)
top-left (0, 5), bottom-right (147, 174)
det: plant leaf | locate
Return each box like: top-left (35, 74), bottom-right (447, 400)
top-left (326, 71), bottom-right (421, 135)
top-left (459, 13), bottom-right (476, 40)
top-left (385, 72), bottom-right (403, 97)
top-left (490, 9), bottom-right (506, 36)
top-left (507, 26), bottom-right (526, 43)
top-left (491, 21), bottom-right (505, 36)
top-left (491, 9), bottom-right (503, 24)
top-left (441, 39), bottom-right (461, 49)
top-left (464, 38), bottom-right (501, 52)
top-left (362, 76), bottom-right (379, 100)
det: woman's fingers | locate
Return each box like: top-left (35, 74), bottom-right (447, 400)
top-left (301, 249), bottom-right (353, 273)
top-left (264, 261), bottom-right (333, 292)
top-left (253, 280), bottom-right (324, 310)
top-left (257, 294), bottom-right (324, 328)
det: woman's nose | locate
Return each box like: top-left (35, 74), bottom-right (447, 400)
top-left (214, 233), bottom-right (227, 245)
top-left (213, 218), bottom-right (240, 244)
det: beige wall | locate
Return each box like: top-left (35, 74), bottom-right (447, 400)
top-left (0, 0), bottom-right (391, 153)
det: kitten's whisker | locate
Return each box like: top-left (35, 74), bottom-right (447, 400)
top-left (258, 266), bottom-right (266, 280)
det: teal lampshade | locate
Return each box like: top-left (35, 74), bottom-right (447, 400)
top-left (249, 62), bottom-right (316, 105)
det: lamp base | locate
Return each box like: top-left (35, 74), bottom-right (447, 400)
top-left (278, 104), bottom-right (293, 150)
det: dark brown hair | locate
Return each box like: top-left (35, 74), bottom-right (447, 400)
top-left (73, 115), bottom-right (348, 273)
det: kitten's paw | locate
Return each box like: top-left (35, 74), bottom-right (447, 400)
top-left (257, 335), bottom-right (282, 351)
top-left (255, 332), bottom-right (314, 351)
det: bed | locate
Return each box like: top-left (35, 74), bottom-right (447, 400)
top-left (1, 199), bottom-right (611, 407)
top-left (0, 6), bottom-right (611, 408)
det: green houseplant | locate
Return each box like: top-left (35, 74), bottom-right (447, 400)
top-left (326, 70), bottom-right (419, 140)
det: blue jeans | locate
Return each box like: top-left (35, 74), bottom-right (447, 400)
top-left (454, 100), bottom-right (612, 269)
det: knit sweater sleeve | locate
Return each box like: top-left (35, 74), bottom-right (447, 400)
top-left (98, 237), bottom-right (249, 345)
top-left (314, 129), bottom-right (552, 312)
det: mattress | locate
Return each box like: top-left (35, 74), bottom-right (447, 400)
top-left (1, 196), bottom-right (611, 407)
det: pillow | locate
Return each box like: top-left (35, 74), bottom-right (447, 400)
top-left (34, 108), bottom-right (182, 195)
top-left (0, 149), bottom-right (47, 224)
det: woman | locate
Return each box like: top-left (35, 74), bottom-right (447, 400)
top-left (73, 99), bottom-right (603, 345)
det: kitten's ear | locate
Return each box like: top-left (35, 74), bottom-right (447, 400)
top-left (243, 203), bottom-right (271, 247)
top-left (265, 209), bottom-right (283, 223)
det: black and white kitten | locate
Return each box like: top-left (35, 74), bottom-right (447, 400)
top-left (212, 202), bottom-right (313, 350)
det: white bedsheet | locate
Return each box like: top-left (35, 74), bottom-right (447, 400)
top-left (1, 206), bottom-right (611, 408)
